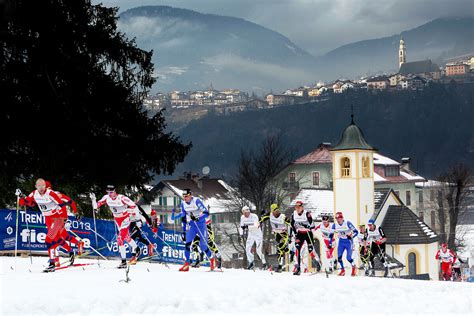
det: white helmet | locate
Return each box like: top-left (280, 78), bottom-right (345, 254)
top-left (241, 206), bottom-right (250, 212)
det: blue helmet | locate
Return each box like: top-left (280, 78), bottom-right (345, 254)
top-left (368, 219), bottom-right (376, 225)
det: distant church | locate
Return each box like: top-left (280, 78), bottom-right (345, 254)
top-left (397, 38), bottom-right (440, 79)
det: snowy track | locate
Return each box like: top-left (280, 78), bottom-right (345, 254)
top-left (1, 257), bottom-right (472, 315)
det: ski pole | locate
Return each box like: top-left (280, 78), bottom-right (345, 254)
top-left (14, 196), bottom-right (20, 269)
top-left (140, 230), bottom-right (170, 268)
top-left (68, 229), bottom-right (108, 260)
top-left (91, 207), bottom-right (100, 265)
top-left (23, 206), bottom-right (33, 265)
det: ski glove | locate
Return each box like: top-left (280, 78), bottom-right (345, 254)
top-left (75, 214), bottom-right (82, 221)
top-left (15, 189), bottom-right (23, 197)
top-left (89, 193), bottom-right (96, 200)
top-left (190, 213), bottom-right (198, 221)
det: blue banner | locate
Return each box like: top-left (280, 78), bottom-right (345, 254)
top-left (0, 209), bottom-right (187, 264)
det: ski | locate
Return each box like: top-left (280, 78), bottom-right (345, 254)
top-left (55, 263), bottom-right (96, 271)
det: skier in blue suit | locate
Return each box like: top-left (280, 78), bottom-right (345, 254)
top-left (177, 189), bottom-right (215, 271)
top-left (329, 211), bottom-right (359, 276)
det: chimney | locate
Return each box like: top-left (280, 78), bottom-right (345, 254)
top-left (401, 157), bottom-right (411, 171)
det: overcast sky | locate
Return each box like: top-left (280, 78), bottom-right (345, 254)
top-left (96, 0), bottom-right (473, 56)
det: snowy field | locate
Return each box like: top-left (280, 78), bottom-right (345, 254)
top-left (0, 257), bottom-right (473, 316)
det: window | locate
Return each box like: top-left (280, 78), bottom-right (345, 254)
top-left (158, 196), bottom-right (167, 207)
top-left (408, 252), bottom-right (417, 275)
top-left (385, 166), bottom-right (400, 177)
top-left (362, 156), bottom-right (370, 177)
top-left (312, 172), bottom-right (320, 186)
top-left (173, 196), bottom-right (181, 207)
top-left (341, 157), bottom-right (351, 178)
top-left (430, 211), bottom-right (436, 228)
top-left (419, 211), bottom-right (424, 221)
top-left (406, 191), bottom-right (411, 206)
top-left (288, 172), bottom-right (296, 183)
top-left (430, 190), bottom-right (435, 202)
top-left (418, 191), bottom-right (423, 203)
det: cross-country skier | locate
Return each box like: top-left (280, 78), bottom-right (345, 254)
top-left (367, 219), bottom-right (388, 277)
top-left (260, 203), bottom-right (291, 273)
top-left (18, 178), bottom-right (72, 272)
top-left (290, 201), bottom-right (320, 275)
top-left (46, 181), bottom-right (84, 267)
top-left (435, 243), bottom-right (456, 281)
top-left (240, 206), bottom-right (266, 270)
top-left (328, 211), bottom-right (358, 276)
top-left (177, 189), bottom-right (215, 272)
top-left (357, 224), bottom-right (370, 276)
top-left (129, 204), bottom-right (158, 260)
top-left (314, 215), bottom-right (336, 273)
top-left (90, 185), bottom-right (141, 269)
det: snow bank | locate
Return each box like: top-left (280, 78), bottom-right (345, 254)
top-left (0, 257), bottom-right (472, 315)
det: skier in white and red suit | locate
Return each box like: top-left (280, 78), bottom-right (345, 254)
top-left (19, 178), bottom-right (70, 272)
top-left (45, 180), bottom-right (84, 267)
top-left (435, 243), bottom-right (457, 281)
top-left (90, 185), bottom-right (140, 268)
top-left (314, 215), bottom-right (336, 272)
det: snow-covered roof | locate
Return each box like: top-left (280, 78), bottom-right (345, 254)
top-left (289, 189), bottom-right (333, 217)
top-left (400, 171), bottom-right (425, 181)
top-left (373, 153), bottom-right (400, 166)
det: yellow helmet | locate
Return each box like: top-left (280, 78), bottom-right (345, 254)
top-left (270, 203), bottom-right (279, 212)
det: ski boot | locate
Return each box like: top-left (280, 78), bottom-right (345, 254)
top-left (247, 261), bottom-right (254, 270)
top-left (191, 259), bottom-right (201, 268)
top-left (384, 267), bottom-right (389, 277)
top-left (369, 269), bottom-right (375, 277)
top-left (274, 264), bottom-right (283, 273)
top-left (262, 263), bottom-right (267, 270)
top-left (338, 269), bottom-right (345, 276)
top-left (179, 262), bottom-right (190, 272)
top-left (117, 260), bottom-right (127, 269)
top-left (69, 251), bottom-right (75, 266)
top-left (54, 257), bottom-right (60, 268)
top-left (351, 265), bottom-right (357, 276)
top-left (293, 265), bottom-right (301, 276)
top-left (210, 257), bottom-right (216, 271)
top-left (312, 258), bottom-right (321, 272)
top-left (77, 240), bottom-right (84, 255)
top-left (43, 260), bottom-right (56, 273)
top-left (148, 243), bottom-right (154, 256)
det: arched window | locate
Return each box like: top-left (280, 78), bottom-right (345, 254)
top-left (362, 156), bottom-right (370, 177)
top-left (341, 157), bottom-right (351, 178)
top-left (408, 252), bottom-right (417, 275)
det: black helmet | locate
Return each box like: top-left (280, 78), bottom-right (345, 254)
top-left (321, 215), bottom-right (329, 221)
top-left (106, 185), bottom-right (115, 192)
top-left (182, 188), bottom-right (192, 197)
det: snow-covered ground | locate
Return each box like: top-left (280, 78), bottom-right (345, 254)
top-left (0, 257), bottom-right (472, 315)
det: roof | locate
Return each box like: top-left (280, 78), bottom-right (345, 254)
top-left (293, 143), bottom-right (332, 164)
top-left (381, 205), bottom-right (438, 244)
top-left (399, 60), bottom-right (439, 75)
top-left (289, 189), bottom-right (333, 217)
top-left (366, 75), bottom-right (389, 83)
top-left (373, 153), bottom-right (399, 166)
top-left (374, 189), bottom-right (391, 210)
top-left (331, 117), bottom-right (375, 151)
top-left (148, 178), bottom-right (246, 214)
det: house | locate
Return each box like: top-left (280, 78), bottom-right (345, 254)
top-left (400, 76), bottom-right (427, 90)
top-left (366, 76), bottom-right (390, 90)
top-left (389, 73), bottom-right (406, 87)
top-left (445, 63), bottom-right (470, 77)
top-left (265, 94), bottom-right (305, 106)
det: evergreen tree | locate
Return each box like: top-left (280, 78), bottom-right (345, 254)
top-left (0, 0), bottom-right (190, 209)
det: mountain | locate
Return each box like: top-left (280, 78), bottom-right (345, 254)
top-left (118, 6), bottom-right (319, 93)
top-left (317, 17), bottom-right (474, 80)
top-left (168, 84), bottom-right (474, 181)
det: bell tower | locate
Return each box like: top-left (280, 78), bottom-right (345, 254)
top-left (399, 38), bottom-right (406, 69)
top-left (331, 115), bottom-right (376, 226)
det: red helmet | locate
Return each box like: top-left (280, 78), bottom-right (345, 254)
top-left (441, 243), bottom-right (447, 248)
top-left (335, 211), bottom-right (344, 219)
top-left (45, 181), bottom-right (52, 189)
top-left (295, 201), bottom-right (304, 207)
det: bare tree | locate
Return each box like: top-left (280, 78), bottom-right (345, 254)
top-left (435, 163), bottom-right (472, 250)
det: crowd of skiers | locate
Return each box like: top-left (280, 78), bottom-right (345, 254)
top-left (14, 178), bottom-right (464, 280)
